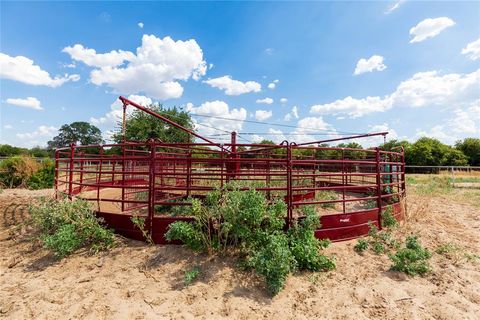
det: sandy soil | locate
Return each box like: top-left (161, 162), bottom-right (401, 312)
top-left (1, 186), bottom-right (479, 319)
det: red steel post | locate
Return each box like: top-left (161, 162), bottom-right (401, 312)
top-left (287, 143), bottom-right (293, 227)
top-left (375, 148), bottom-right (383, 229)
top-left (54, 149), bottom-right (59, 199)
top-left (68, 143), bottom-right (75, 199)
top-left (148, 141), bottom-right (156, 237)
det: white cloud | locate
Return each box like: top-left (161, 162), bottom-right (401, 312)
top-left (63, 35), bottom-right (207, 100)
top-left (265, 48), bottom-right (274, 55)
top-left (310, 68), bottom-right (480, 118)
top-left (4, 124), bottom-right (13, 130)
top-left (255, 110), bottom-right (273, 121)
top-left (354, 55), bottom-right (387, 75)
top-left (256, 97), bottom-right (273, 104)
top-left (280, 98), bottom-right (288, 104)
top-left (311, 96), bottom-right (391, 118)
top-left (138, 22), bottom-right (144, 29)
top-left (267, 128), bottom-right (286, 144)
top-left (62, 44), bottom-right (135, 68)
top-left (286, 116), bottom-right (337, 144)
top-left (409, 17), bottom-right (455, 43)
top-left (284, 106), bottom-right (299, 121)
top-left (0, 53), bottom-right (80, 87)
top-left (187, 100), bottom-right (247, 139)
top-left (204, 75), bottom-right (261, 96)
top-left (385, 0), bottom-right (405, 14)
top-left (90, 94), bottom-right (152, 126)
top-left (267, 79), bottom-right (279, 89)
top-left (16, 125), bottom-right (58, 141)
top-left (461, 38), bottom-right (480, 61)
top-left (6, 97), bottom-right (43, 110)
top-left (251, 134), bottom-right (265, 143)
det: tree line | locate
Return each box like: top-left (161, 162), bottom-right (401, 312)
top-left (2, 103), bottom-right (479, 167)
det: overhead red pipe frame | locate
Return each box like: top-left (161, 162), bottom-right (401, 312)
top-left (119, 96), bottom-right (231, 153)
top-left (295, 132), bottom-right (388, 147)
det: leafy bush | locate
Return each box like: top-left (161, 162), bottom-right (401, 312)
top-left (26, 159), bottom-right (55, 189)
top-left (184, 266), bottom-right (201, 287)
top-left (0, 156), bottom-right (40, 188)
top-left (354, 239), bottom-right (369, 253)
top-left (29, 198), bottom-right (115, 257)
top-left (166, 185), bottom-right (335, 295)
top-left (389, 236), bottom-right (432, 275)
top-left (381, 207), bottom-right (398, 229)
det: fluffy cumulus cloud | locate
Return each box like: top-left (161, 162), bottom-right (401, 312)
top-left (63, 35), bottom-right (207, 100)
top-left (62, 44), bottom-right (135, 68)
top-left (310, 68), bottom-right (480, 118)
top-left (256, 97), bottom-right (273, 104)
top-left (462, 38), bottom-right (480, 61)
top-left (354, 55), bottom-right (387, 75)
top-left (90, 94), bottom-right (152, 126)
top-left (204, 75), bottom-right (261, 96)
top-left (6, 97), bottom-right (43, 110)
top-left (288, 116), bottom-right (337, 144)
top-left (0, 53), bottom-right (80, 87)
top-left (255, 110), bottom-right (273, 121)
top-left (280, 98), bottom-right (288, 104)
top-left (409, 17), bottom-right (455, 43)
top-left (186, 100), bottom-right (247, 139)
top-left (138, 22), bottom-right (144, 29)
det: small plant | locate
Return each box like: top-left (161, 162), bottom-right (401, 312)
top-left (354, 239), bottom-right (369, 253)
top-left (364, 199), bottom-right (377, 209)
top-left (389, 235), bottom-right (432, 276)
top-left (184, 266), bottom-right (201, 287)
top-left (131, 215), bottom-right (153, 245)
top-left (30, 198), bottom-right (115, 258)
top-left (381, 207), bottom-right (398, 229)
top-left (26, 159), bottom-right (55, 190)
top-left (435, 242), bottom-right (460, 255)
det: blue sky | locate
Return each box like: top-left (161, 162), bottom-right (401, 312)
top-left (1, 1), bottom-right (479, 148)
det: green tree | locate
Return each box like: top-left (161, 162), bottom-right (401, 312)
top-left (47, 122), bottom-right (103, 149)
top-left (455, 138), bottom-right (480, 166)
top-left (380, 140), bottom-right (411, 152)
top-left (112, 104), bottom-right (193, 144)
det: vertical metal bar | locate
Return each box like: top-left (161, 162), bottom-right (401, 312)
top-left (187, 150), bottom-right (192, 197)
top-left (342, 149), bottom-right (346, 215)
top-left (266, 150), bottom-right (271, 200)
top-left (79, 152), bottom-right (84, 193)
top-left (68, 143), bottom-right (75, 200)
top-left (121, 143), bottom-right (126, 212)
top-left (287, 143), bottom-right (293, 227)
top-left (375, 148), bottom-right (383, 229)
top-left (54, 150), bottom-right (59, 199)
top-left (97, 147), bottom-right (104, 211)
top-left (148, 141), bottom-right (156, 238)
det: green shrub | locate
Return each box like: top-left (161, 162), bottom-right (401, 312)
top-left (288, 206), bottom-right (335, 271)
top-left (165, 185), bottom-right (335, 295)
top-left (381, 207), bottom-right (398, 229)
top-left (29, 198), bottom-right (115, 257)
top-left (26, 159), bottom-right (55, 189)
top-left (249, 232), bottom-right (296, 295)
top-left (0, 156), bottom-right (40, 188)
top-left (184, 266), bottom-right (201, 287)
top-left (389, 236), bottom-right (432, 275)
top-left (354, 239), bottom-right (369, 253)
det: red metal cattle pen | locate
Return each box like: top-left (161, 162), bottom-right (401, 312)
top-left (54, 96), bottom-right (406, 243)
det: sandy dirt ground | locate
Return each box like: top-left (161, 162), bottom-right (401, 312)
top-left (1, 186), bottom-right (479, 320)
